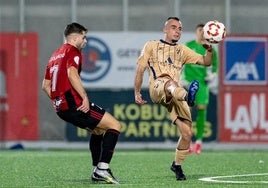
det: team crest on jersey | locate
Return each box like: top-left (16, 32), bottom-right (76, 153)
top-left (80, 36), bottom-right (111, 83)
top-left (74, 56), bottom-right (79, 65)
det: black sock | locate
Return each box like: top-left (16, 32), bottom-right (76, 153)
top-left (89, 133), bottom-right (103, 166)
top-left (100, 129), bottom-right (120, 164)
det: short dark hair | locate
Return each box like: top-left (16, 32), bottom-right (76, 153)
top-left (64, 22), bottom-right (88, 37)
top-left (195, 23), bottom-right (205, 29)
top-left (167, 17), bottom-right (180, 22)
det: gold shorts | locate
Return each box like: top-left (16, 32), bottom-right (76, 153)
top-left (149, 76), bottom-right (170, 104)
top-left (149, 76), bottom-right (191, 123)
top-left (167, 99), bottom-right (192, 123)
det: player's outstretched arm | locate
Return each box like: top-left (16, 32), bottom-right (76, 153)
top-left (202, 43), bottom-right (213, 66)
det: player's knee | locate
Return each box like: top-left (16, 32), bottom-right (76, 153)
top-left (180, 125), bottom-right (192, 142)
top-left (165, 80), bottom-right (179, 94)
top-left (113, 121), bottom-right (121, 132)
top-left (165, 80), bottom-right (179, 100)
top-left (106, 118), bottom-right (121, 132)
top-left (181, 131), bottom-right (192, 142)
top-left (102, 112), bottom-right (121, 132)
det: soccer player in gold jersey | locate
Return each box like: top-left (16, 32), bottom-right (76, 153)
top-left (134, 17), bottom-right (213, 180)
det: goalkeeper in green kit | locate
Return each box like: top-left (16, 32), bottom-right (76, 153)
top-left (181, 23), bottom-right (218, 154)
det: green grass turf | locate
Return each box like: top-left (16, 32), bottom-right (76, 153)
top-left (0, 149), bottom-right (267, 187)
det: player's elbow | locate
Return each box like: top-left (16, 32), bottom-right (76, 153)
top-left (205, 61), bottom-right (212, 66)
top-left (203, 58), bottom-right (212, 66)
top-left (42, 79), bottom-right (51, 97)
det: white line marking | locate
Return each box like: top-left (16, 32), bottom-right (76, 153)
top-left (199, 173), bottom-right (268, 184)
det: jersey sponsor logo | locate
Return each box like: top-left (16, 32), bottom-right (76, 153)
top-left (223, 38), bottom-right (267, 85)
top-left (80, 37), bottom-right (111, 82)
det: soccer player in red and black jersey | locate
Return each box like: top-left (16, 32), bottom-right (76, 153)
top-left (134, 17), bottom-right (212, 181)
top-left (42, 22), bottom-right (120, 184)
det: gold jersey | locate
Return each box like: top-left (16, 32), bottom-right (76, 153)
top-left (137, 39), bottom-right (204, 85)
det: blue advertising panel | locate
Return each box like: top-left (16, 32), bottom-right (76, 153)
top-left (223, 37), bottom-right (267, 85)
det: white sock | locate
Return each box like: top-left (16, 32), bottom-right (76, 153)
top-left (97, 162), bottom-right (109, 169)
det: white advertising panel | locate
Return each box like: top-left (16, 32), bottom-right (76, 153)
top-left (81, 32), bottom-right (194, 88)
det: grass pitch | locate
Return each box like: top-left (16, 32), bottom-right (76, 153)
top-left (0, 149), bottom-right (267, 187)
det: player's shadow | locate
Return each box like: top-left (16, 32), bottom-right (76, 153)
top-left (187, 174), bottom-right (208, 179)
top-left (66, 178), bottom-right (123, 185)
top-left (165, 173), bottom-right (209, 180)
top-left (64, 179), bottom-right (93, 184)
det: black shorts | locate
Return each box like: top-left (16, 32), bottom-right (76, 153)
top-left (56, 102), bottom-right (106, 130)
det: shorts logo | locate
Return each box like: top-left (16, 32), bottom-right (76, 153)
top-left (80, 36), bottom-right (111, 82)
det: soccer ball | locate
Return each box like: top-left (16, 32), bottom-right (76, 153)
top-left (203, 20), bottom-right (226, 44)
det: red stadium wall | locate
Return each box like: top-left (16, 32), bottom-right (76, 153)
top-left (219, 35), bottom-right (268, 143)
top-left (0, 33), bottom-right (38, 141)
